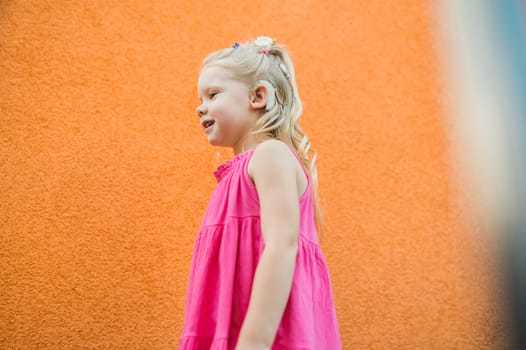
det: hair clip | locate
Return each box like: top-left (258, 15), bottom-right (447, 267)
top-left (254, 36), bottom-right (275, 55)
top-left (278, 62), bottom-right (290, 79)
top-left (232, 42), bottom-right (240, 49)
top-left (254, 36), bottom-right (275, 47)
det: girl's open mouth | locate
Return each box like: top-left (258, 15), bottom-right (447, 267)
top-left (202, 120), bottom-right (215, 132)
top-left (203, 120), bottom-right (215, 129)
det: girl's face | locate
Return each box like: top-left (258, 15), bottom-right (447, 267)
top-left (196, 65), bottom-right (258, 151)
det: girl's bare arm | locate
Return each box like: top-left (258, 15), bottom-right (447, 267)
top-left (236, 140), bottom-right (301, 350)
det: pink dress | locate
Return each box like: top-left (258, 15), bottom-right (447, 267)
top-left (179, 144), bottom-right (341, 350)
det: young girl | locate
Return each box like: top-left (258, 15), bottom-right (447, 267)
top-left (179, 36), bottom-right (341, 350)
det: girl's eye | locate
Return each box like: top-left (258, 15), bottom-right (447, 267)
top-left (209, 92), bottom-right (218, 99)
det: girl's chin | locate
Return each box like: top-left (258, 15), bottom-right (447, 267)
top-left (207, 137), bottom-right (226, 147)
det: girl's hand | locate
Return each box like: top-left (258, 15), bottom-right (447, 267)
top-left (235, 340), bottom-right (270, 350)
top-left (236, 346), bottom-right (269, 350)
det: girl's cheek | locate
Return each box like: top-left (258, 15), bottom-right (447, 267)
top-left (211, 102), bottom-right (224, 115)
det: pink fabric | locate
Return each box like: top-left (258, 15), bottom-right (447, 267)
top-left (179, 144), bottom-right (341, 350)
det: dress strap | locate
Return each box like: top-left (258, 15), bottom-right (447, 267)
top-left (286, 144), bottom-right (310, 181)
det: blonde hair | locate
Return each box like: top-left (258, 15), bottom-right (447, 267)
top-left (201, 37), bottom-right (324, 237)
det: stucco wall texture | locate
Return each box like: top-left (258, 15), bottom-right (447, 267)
top-left (1, 1), bottom-right (506, 349)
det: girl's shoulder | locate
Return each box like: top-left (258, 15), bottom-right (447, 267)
top-left (247, 140), bottom-right (309, 200)
top-left (247, 139), bottom-right (297, 178)
top-left (251, 139), bottom-right (298, 162)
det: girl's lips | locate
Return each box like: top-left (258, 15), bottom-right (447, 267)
top-left (203, 120), bottom-right (215, 132)
top-left (203, 120), bottom-right (214, 128)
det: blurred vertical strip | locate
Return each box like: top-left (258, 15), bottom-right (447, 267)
top-left (435, 0), bottom-right (526, 348)
top-left (497, 3), bottom-right (526, 349)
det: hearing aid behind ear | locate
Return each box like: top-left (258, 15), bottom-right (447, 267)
top-left (257, 80), bottom-right (276, 111)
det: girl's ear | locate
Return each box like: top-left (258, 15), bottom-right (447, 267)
top-left (249, 80), bottom-right (275, 111)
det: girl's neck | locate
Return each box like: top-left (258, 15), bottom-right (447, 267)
top-left (233, 136), bottom-right (260, 155)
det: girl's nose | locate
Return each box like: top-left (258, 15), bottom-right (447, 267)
top-left (196, 104), bottom-right (207, 117)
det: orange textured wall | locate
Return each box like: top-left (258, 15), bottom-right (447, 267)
top-left (1, 1), bottom-right (505, 348)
